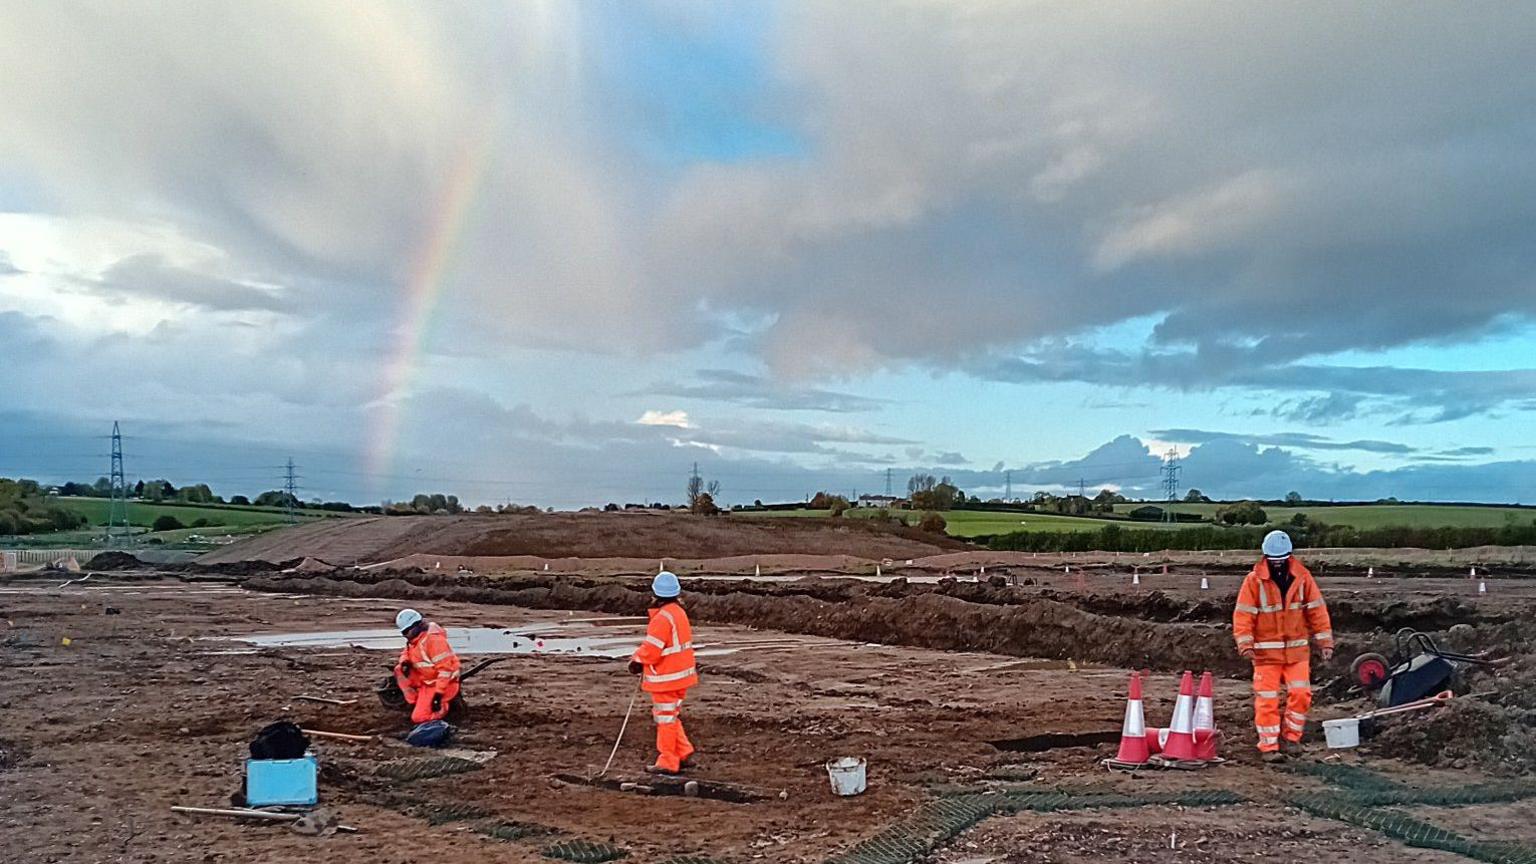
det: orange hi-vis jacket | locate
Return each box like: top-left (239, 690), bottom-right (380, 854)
top-left (1232, 557), bottom-right (1334, 665)
top-left (397, 622), bottom-right (461, 695)
top-left (631, 602), bottom-right (698, 694)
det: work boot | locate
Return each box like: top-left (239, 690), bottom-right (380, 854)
top-left (1260, 750), bottom-right (1287, 764)
top-left (645, 763), bottom-right (683, 776)
top-left (1280, 739), bottom-right (1305, 758)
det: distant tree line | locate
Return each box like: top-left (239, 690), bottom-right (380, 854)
top-left (0, 478), bottom-right (89, 535)
top-left (985, 519), bottom-right (1536, 552)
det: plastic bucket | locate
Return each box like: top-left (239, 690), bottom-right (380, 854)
top-left (825, 756), bottom-right (867, 796)
top-left (1323, 718), bottom-right (1360, 749)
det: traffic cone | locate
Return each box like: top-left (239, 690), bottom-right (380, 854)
top-left (1192, 672), bottom-right (1222, 762)
top-left (1479, 580), bottom-right (1487, 595)
top-left (1157, 671), bottom-right (1199, 762)
top-left (1104, 673), bottom-right (1151, 769)
top-left (1162, 563), bottom-right (1170, 575)
top-left (1367, 566), bottom-right (1374, 578)
top-left (1199, 576), bottom-right (1210, 590)
top-left (1132, 570), bottom-right (1141, 586)
top-left (1470, 566), bottom-right (1477, 579)
top-left (1146, 726), bottom-right (1169, 755)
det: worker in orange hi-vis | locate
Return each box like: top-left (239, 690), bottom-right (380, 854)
top-left (628, 571), bottom-right (699, 775)
top-left (1232, 531), bottom-right (1334, 763)
top-left (393, 608), bottom-right (462, 724)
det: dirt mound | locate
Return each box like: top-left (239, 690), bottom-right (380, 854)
top-left (83, 551), bottom-right (148, 570)
top-left (199, 512), bottom-right (963, 566)
top-left (1370, 649), bottom-right (1536, 774)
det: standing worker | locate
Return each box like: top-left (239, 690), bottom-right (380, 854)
top-left (1232, 530), bottom-right (1334, 762)
top-left (628, 571), bottom-right (699, 775)
top-left (393, 608), bottom-right (462, 724)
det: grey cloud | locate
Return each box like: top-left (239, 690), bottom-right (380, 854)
top-left (933, 451), bottom-right (968, 466)
top-left (1151, 428), bottom-right (1417, 455)
top-left (1442, 446), bottom-right (1495, 457)
top-left (4, 3), bottom-right (1532, 378)
top-left (0, 252), bottom-right (21, 276)
top-left (91, 254), bottom-right (291, 313)
top-left (981, 347), bottom-right (1536, 425)
top-left (634, 369), bottom-right (887, 413)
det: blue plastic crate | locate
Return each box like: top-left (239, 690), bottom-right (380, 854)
top-left (246, 755), bottom-right (318, 806)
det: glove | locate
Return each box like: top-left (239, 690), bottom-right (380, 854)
top-left (1238, 647), bottom-right (1254, 660)
top-left (398, 661), bottom-right (413, 675)
top-left (430, 693), bottom-right (443, 712)
top-left (1321, 647), bottom-right (1335, 662)
top-left (628, 660), bottom-right (643, 675)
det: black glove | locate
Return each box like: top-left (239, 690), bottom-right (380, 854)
top-left (430, 693), bottom-right (443, 712)
top-left (628, 660), bottom-right (643, 675)
top-left (398, 661), bottom-right (413, 675)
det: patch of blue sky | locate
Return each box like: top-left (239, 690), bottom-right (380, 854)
top-left (1307, 315), bottom-right (1536, 372)
top-left (579, 1), bottom-right (805, 168)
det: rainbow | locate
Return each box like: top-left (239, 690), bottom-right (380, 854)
top-left (364, 124), bottom-right (498, 488)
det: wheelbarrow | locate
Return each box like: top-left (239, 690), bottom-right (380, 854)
top-left (375, 657), bottom-right (506, 720)
top-left (1349, 628), bottom-right (1509, 707)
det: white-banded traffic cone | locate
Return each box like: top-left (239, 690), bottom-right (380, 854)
top-left (1470, 566), bottom-right (1477, 579)
top-left (876, 564), bottom-right (882, 577)
top-left (1193, 671), bottom-right (1222, 762)
top-left (1157, 671), bottom-right (1199, 763)
top-left (1105, 673), bottom-right (1151, 769)
top-left (1132, 570), bottom-right (1141, 585)
top-left (1199, 577), bottom-right (1210, 590)
top-left (1162, 563), bottom-right (1170, 575)
top-left (1146, 726), bottom-right (1170, 755)
top-left (755, 564), bottom-right (760, 577)
top-left (544, 562), bottom-right (549, 571)
top-left (1479, 580), bottom-right (1487, 594)
top-left (1367, 566), bottom-right (1374, 578)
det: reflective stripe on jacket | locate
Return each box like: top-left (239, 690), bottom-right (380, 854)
top-left (631, 602), bottom-right (698, 693)
top-left (397, 622), bottom-right (462, 693)
top-left (1233, 558), bottom-right (1333, 664)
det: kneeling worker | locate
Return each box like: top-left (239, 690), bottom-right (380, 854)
top-left (628, 571), bottom-right (699, 775)
top-left (394, 608), bottom-right (462, 724)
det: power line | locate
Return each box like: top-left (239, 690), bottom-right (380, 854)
top-left (1161, 448), bottom-right (1182, 523)
top-left (284, 458), bottom-right (300, 524)
top-left (107, 421), bottom-right (130, 547)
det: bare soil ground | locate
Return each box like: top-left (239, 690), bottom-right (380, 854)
top-left (196, 513), bottom-right (967, 567)
top-left (4, 557), bottom-right (1534, 863)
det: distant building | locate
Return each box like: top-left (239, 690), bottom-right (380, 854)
top-left (857, 494), bottom-right (905, 508)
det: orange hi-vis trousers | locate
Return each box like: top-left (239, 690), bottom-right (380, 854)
top-left (1253, 659), bottom-right (1311, 752)
top-left (650, 689), bottom-right (695, 772)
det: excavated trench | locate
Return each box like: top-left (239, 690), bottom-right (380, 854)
top-left (241, 572), bottom-right (1249, 674)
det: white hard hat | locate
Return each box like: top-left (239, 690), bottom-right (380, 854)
top-left (1262, 530), bottom-right (1293, 559)
top-left (395, 608), bottom-right (423, 633)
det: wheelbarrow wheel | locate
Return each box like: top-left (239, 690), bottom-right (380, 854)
top-left (377, 674), bottom-right (410, 711)
top-left (1351, 652), bottom-right (1391, 690)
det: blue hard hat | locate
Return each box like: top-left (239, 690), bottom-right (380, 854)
top-left (1262, 530), bottom-right (1293, 559)
top-left (652, 570), bottom-right (681, 598)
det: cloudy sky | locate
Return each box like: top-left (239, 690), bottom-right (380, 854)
top-left (4, 1), bottom-right (1536, 507)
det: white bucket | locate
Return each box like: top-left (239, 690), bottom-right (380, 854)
top-left (825, 756), bottom-right (867, 796)
top-left (1323, 718), bottom-right (1360, 749)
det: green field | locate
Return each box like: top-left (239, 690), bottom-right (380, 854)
top-left (52, 496), bottom-right (310, 529)
top-left (746, 502), bottom-right (1536, 539)
top-left (1111, 502), bottom-right (1536, 530)
top-left (740, 507), bottom-right (1187, 538)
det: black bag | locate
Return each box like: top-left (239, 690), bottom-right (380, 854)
top-left (250, 721), bottom-right (310, 760)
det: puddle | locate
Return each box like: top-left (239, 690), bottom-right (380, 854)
top-left (215, 620), bottom-right (742, 659)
